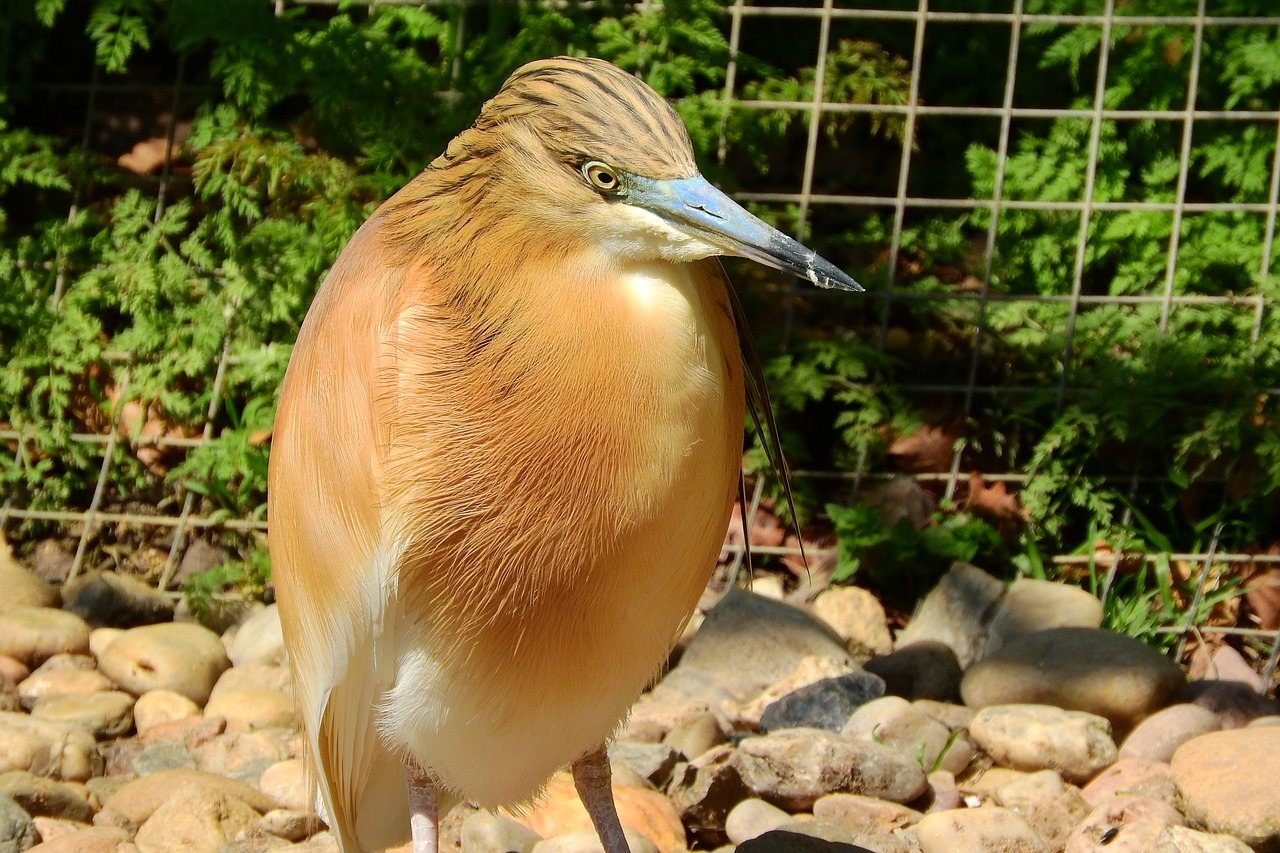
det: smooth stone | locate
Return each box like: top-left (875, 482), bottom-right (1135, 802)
top-left (60, 571), bottom-right (173, 629)
top-left (0, 557), bottom-right (58, 611)
top-left (665, 745), bottom-right (753, 846)
top-left (195, 730), bottom-right (290, 782)
top-left (16, 664), bottom-right (115, 711)
top-left (220, 836), bottom-right (293, 852)
top-left (970, 704), bottom-right (1117, 783)
top-left (1063, 794), bottom-right (1183, 852)
top-left (132, 781), bottom-right (261, 853)
top-left (737, 656), bottom-right (861, 728)
top-left (0, 661), bottom-right (27, 689)
top-left (0, 610), bottom-right (91, 667)
top-left (95, 769), bottom-right (274, 831)
top-left (662, 711), bottom-right (724, 760)
top-left (607, 743), bottom-right (680, 789)
top-left (735, 728), bottom-right (928, 808)
top-left (461, 811), bottom-right (543, 853)
top-left (131, 741), bottom-right (197, 775)
top-left (1079, 756), bottom-right (1177, 807)
top-left (511, 773), bottom-right (683, 853)
top-left (97, 622), bottom-right (230, 705)
top-left (759, 672), bottom-right (885, 734)
top-left (0, 772), bottom-right (93, 824)
top-left (737, 829), bottom-right (877, 853)
top-left (257, 808), bottom-right (321, 842)
top-left (0, 791), bottom-right (38, 853)
top-left (810, 586), bottom-right (893, 660)
top-left (923, 770), bottom-right (961, 813)
top-left (912, 699), bottom-right (975, 731)
top-left (725, 798), bottom-right (791, 844)
top-left (138, 714), bottom-right (224, 748)
top-left (962, 628), bottom-right (1185, 734)
top-left (204, 687), bottom-right (297, 733)
top-left (209, 663), bottom-right (293, 702)
top-left (983, 578), bottom-right (1103, 658)
top-left (530, 828), bottom-right (659, 853)
top-left (29, 816), bottom-right (89, 845)
top-left (894, 562), bottom-right (1005, 667)
top-left (23, 826), bottom-right (130, 852)
top-left (994, 769), bottom-right (1090, 852)
top-left (259, 759), bottom-right (310, 812)
top-left (864, 642), bottom-right (963, 703)
top-left (842, 696), bottom-right (972, 775)
top-left (916, 806), bottom-right (1047, 853)
top-left (0, 713), bottom-right (101, 781)
top-left (85, 630), bottom-right (122, 662)
top-left (636, 589), bottom-right (852, 729)
top-left (1187, 680), bottom-right (1280, 728)
top-left (1119, 702), bottom-right (1220, 762)
top-left (812, 792), bottom-right (922, 835)
top-left (132, 689), bottom-right (201, 736)
top-left (1148, 825), bottom-right (1254, 852)
top-left (1171, 726), bottom-right (1280, 851)
top-left (30, 692), bottom-right (135, 739)
top-left (226, 604), bottom-right (285, 668)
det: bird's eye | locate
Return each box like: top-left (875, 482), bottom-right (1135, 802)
top-left (582, 161), bottom-right (623, 194)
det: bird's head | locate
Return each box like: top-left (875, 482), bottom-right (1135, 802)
top-left (431, 56), bottom-right (861, 292)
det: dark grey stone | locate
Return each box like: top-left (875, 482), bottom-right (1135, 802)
top-left (759, 672), bottom-right (885, 733)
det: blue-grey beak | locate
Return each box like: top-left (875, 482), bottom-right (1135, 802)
top-left (625, 174), bottom-right (862, 292)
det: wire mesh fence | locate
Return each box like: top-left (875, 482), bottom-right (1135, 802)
top-left (2, 0), bottom-right (1278, 688)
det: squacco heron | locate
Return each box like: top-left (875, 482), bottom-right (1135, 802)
top-left (268, 56), bottom-right (859, 853)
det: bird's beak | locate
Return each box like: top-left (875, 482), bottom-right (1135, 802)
top-left (625, 174), bottom-right (863, 292)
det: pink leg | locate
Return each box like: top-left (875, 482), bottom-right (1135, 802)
top-left (405, 763), bottom-right (439, 853)
top-left (571, 745), bottom-right (632, 853)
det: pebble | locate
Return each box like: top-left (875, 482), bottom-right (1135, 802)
top-left (809, 586), bottom-right (894, 660)
top-left (0, 771), bottom-right (95, 823)
top-left (735, 656), bottom-right (860, 728)
top-left (30, 691), bottom-right (135, 739)
top-left (1186, 680), bottom-right (1280, 728)
top-left (60, 570), bottom-right (173, 629)
top-left (983, 578), bottom-right (1103, 657)
top-left (25, 825), bottom-right (130, 853)
top-left (0, 559), bottom-right (59, 611)
top-left (131, 741), bottom-right (197, 775)
top-left (195, 730), bottom-right (291, 782)
top-left (257, 808), bottom-right (321, 842)
top-left (894, 562), bottom-right (1005, 667)
top-left (530, 827), bottom-right (659, 853)
top-left (1064, 794), bottom-right (1184, 852)
top-left (1079, 756), bottom-right (1177, 806)
top-left (0, 661), bottom-right (27, 689)
top-left (132, 689), bottom-right (202, 735)
top-left (461, 811), bottom-right (543, 853)
top-left (725, 798), bottom-right (792, 844)
top-left (86, 629), bottom-right (123, 662)
top-left (259, 759), bottom-right (311, 812)
top-left (226, 604), bottom-right (286, 668)
top-left (204, 687), bottom-right (297, 733)
top-left (735, 828), bottom-right (877, 852)
top-left (993, 769), bottom-right (1089, 851)
top-left (0, 609), bottom-right (91, 667)
top-left (864, 642), bottom-right (962, 703)
top-left (1171, 726), bottom-right (1280, 851)
top-left (0, 712), bottom-right (102, 781)
top-left (811, 792), bottom-right (922, 835)
top-left (512, 772), bottom-right (684, 853)
top-left (96, 622), bottom-right (230, 705)
top-left (916, 805), bottom-right (1048, 853)
top-left (662, 711), bottom-right (725, 760)
top-left (962, 628), bottom-right (1186, 734)
top-left (842, 696), bottom-right (972, 775)
top-left (95, 767), bottom-right (275, 830)
top-left (0, 791), bottom-right (39, 853)
top-left (969, 704), bottom-right (1118, 783)
top-left (132, 781), bottom-right (262, 852)
top-left (16, 662), bottom-right (115, 710)
top-left (608, 742), bottom-right (680, 789)
top-left (758, 672), bottom-right (885, 733)
top-left (1119, 702), bottom-right (1220, 762)
top-left (734, 728), bottom-right (928, 809)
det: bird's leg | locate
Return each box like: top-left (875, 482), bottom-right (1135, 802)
top-left (405, 761), bottom-right (439, 853)
top-left (571, 744), bottom-right (632, 853)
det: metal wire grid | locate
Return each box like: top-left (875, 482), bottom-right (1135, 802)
top-left (2, 1), bottom-right (1278, 684)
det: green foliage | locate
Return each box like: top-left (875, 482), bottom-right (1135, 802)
top-left (184, 545), bottom-right (272, 623)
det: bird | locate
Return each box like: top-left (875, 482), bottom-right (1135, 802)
top-left (267, 55), bottom-right (860, 853)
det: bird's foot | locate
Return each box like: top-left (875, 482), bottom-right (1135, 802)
top-left (571, 744), bottom-right (632, 853)
top-left (405, 762), bottom-right (439, 853)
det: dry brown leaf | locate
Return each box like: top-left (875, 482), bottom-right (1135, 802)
top-left (963, 471), bottom-right (1027, 527)
top-left (887, 423), bottom-right (959, 474)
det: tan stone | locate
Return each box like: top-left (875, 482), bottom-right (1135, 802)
top-left (1171, 727), bottom-right (1280, 851)
top-left (133, 783), bottom-right (261, 853)
top-left (0, 608), bottom-right (91, 666)
top-left (508, 772), bottom-right (683, 853)
top-left (95, 768), bottom-right (274, 830)
top-left (97, 622), bottom-right (229, 705)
